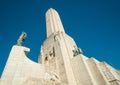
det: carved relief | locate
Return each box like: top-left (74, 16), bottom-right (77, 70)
top-left (99, 63), bottom-right (116, 82)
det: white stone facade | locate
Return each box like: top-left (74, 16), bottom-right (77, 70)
top-left (0, 8), bottom-right (120, 85)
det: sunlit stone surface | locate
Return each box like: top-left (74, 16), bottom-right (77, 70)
top-left (0, 8), bottom-right (120, 85)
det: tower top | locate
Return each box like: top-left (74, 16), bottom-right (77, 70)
top-left (46, 8), bottom-right (65, 38)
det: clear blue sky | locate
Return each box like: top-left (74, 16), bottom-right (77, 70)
top-left (0, 0), bottom-right (120, 77)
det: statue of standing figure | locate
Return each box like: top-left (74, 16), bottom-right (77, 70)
top-left (17, 32), bottom-right (27, 46)
top-left (72, 46), bottom-right (83, 56)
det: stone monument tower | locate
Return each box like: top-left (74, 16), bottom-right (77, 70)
top-left (0, 8), bottom-right (120, 85)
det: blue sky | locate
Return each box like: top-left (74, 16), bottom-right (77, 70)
top-left (0, 0), bottom-right (120, 77)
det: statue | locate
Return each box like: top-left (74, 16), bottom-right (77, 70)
top-left (72, 46), bottom-right (82, 56)
top-left (17, 32), bottom-right (27, 46)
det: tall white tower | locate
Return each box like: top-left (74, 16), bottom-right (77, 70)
top-left (39, 8), bottom-right (79, 85)
top-left (39, 8), bottom-right (120, 85)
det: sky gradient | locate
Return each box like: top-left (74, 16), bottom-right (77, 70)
top-left (0, 0), bottom-right (120, 77)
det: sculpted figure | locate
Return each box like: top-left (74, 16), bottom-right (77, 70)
top-left (17, 32), bottom-right (27, 46)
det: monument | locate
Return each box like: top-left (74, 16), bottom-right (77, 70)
top-left (0, 8), bottom-right (120, 85)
